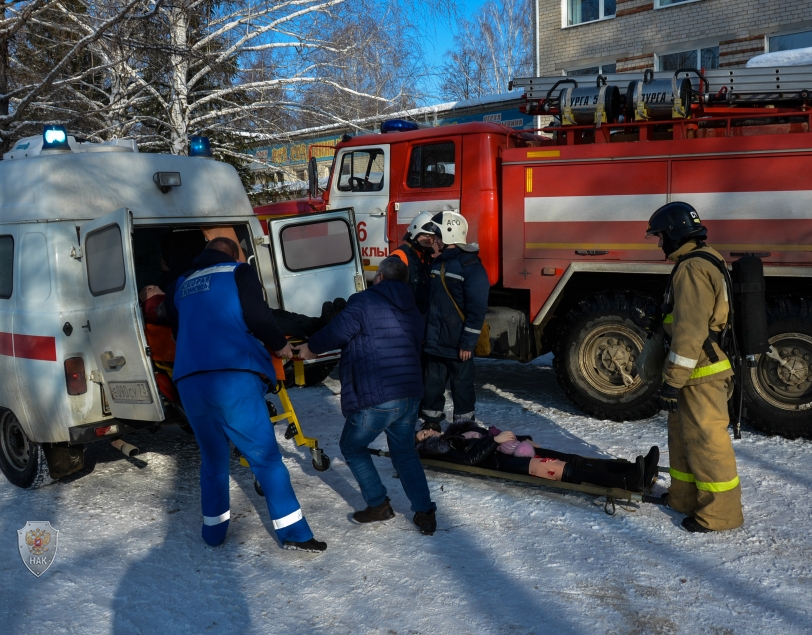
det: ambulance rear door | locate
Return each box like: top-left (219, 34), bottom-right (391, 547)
top-left (79, 208), bottom-right (164, 421)
top-left (266, 208), bottom-right (365, 316)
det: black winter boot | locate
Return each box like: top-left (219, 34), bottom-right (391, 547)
top-left (643, 446), bottom-right (660, 490)
top-left (561, 456), bottom-right (645, 492)
top-left (283, 538), bottom-right (328, 552)
top-left (352, 498), bottom-right (395, 524)
top-left (413, 510), bottom-right (436, 535)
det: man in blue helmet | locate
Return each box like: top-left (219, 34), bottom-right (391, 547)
top-left (171, 237), bottom-right (326, 552)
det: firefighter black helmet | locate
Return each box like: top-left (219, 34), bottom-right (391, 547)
top-left (646, 201), bottom-right (707, 255)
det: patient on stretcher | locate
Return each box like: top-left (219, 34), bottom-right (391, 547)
top-left (415, 421), bottom-right (659, 493)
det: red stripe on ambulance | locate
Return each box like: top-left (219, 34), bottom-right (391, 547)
top-left (0, 332), bottom-right (57, 361)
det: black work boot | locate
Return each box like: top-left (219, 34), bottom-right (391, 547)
top-left (283, 538), bottom-right (328, 552)
top-left (681, 516), bottom-right (714, 533)
top-left (352, 498), bottom-right (395, 524)
top-left (413, 510), bottom-right (436, 535)
top-left (562, 456), bottom-right (645, 492)
top-left (643, 446), bottom-right (660, 490)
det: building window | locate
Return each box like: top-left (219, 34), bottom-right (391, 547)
top-left (567, 63), bottom-right (617, 76)
top-left (769, 29), bottom-right (812, 52)
top-left (566, 0), bottom-right (615, 26)
top-left (656, 0), bottom-right (697, 7)
top-left (658, 46), bottom-right (719, 71)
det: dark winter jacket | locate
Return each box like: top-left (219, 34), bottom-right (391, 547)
top-left (424, 247), bottom-right (489, 358)
top-left (416, 422), bottom-right (500, 467)
top-left (307, 280), bottom-right (424, 416)
top-left (391, 241), bottom-right (433, 315)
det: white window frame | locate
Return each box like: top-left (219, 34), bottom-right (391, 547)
top-left (566, 63), bottom-right (617, 76)
top-left (766, 28), bottom-right (812, 53)
top-left (654, 0), bottom-right (702, 9)
top-left (561, 0), bottom-right (615, 28)
top-left (655, 46), bottom-right (719, 71)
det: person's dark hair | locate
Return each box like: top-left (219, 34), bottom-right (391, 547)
top-left (206, 236), bottom-right (240, 260)
top-left (377, 256), bottom-right (409, 283)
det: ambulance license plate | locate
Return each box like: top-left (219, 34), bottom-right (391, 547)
top-left (108, 381), bottom-right (153, 404)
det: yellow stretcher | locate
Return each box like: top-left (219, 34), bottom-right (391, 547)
top-left (239, 357), bottom-right (330, 496)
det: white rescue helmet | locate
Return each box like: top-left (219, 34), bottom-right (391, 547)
top-left (430, 211), bottom-right (478, 252)
top-left (405, 211), bottom-right (437, 241)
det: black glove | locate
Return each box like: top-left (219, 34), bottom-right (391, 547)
top-left (660, 383), bottom-right (680, 413)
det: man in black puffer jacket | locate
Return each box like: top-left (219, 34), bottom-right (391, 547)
top-left (297, 257), bottom-right (437, 535)
top-left (421, 212), bottom-right (490, 431)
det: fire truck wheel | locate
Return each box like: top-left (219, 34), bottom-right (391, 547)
top-left (284, 360), bottom-right (338, 388)
top-left (742, 296), bottom-right (812, 439)
top-left (553, 292), bottom-right (662, 421)
top-left (0, 409), bottom-right (52, 489)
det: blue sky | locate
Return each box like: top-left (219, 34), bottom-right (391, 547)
top-left (416, 0), bottom-right (488, 99)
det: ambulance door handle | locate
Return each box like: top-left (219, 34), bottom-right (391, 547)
top-left (101, 351), bottom-right (126, 370)
top-left (369, 211), bottom-right (385, 217)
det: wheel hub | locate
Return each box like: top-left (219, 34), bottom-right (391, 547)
top-left (753, 334), bottom-right (812, 409)
top-left (579, 326), bottom-right (644, 395)
top-left (1, 415), bottom-right (30, 472)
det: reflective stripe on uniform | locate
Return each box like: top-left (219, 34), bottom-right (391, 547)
top-left (464, 327), bottom-right (481, 334)
top-left (668, 350), bottom-right (698, 369)
top-left (433, 269), bottom-right (464, 281)
top-left (272, 508), bottom-right (303, 530)
top-left (669, 467), bottom-right (695, 483)
top-left (696, 475), bottom-right (740, 492)
top-left (689, 359), bottom-right (732, 379)
top-left (663, 314), bottom-right (674, 324)
top-left (203, 510), bottom-right (230, 526)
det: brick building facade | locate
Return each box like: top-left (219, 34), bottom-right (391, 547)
top-left (533, 0), bottom-right (812, 76)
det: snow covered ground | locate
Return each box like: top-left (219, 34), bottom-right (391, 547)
top-left (2, 355), bottom-right (812, 634)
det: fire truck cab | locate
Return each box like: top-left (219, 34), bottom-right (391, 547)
top-left (0, 128), bottom-right (364, 489)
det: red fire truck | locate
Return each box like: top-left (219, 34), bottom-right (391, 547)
top-left (255, 65), bottom-right (812, 439)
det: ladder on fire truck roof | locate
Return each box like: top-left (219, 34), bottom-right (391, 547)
top-left (511, 65), bottom-right (812, 105)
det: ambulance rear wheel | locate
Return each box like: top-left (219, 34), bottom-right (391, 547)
top-left (742, 297), bottom-right (812, 439)
top-left (0, 410), bottom-right (51, 489)
top-left (553, 292), bottom-right (662, 421)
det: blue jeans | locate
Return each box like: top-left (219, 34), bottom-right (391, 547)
top-left (339, 397), bottom-right (436, 514)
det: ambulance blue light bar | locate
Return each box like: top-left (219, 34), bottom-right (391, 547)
top-left (42, 125), bottom-right (70, 151)
top-left (189, 135), bottom-right (213, 157)
top-left (381, 119), bottom-right (419, 133)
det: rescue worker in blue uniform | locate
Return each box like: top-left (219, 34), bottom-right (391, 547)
top-left (420, 212), bottom-right (490, 431)
top-left (170, 237), bottom-right (326, 552)
top-left (390, 211), bottom-right (437, 315)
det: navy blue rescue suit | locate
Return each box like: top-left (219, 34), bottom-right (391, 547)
top-left (170, 249), bottom-right (314, 546)
top-left (421, 247), bottom-right (490, 424)
top-left (391, 241), bottom-right (433, 315)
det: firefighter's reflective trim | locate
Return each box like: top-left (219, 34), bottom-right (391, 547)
top-left (464, 327), bottom-right (481, 334)
top-left (689, 359), bottom-right (732, 379)
top-left (696, 475), bottom-right (740, 493)
top-left (432, 269), bottom-right (464, 281)
top-left (203, 510), bottom-right (230, 526)
top-left (669, 467), bottom-right (695, 483)
top-left (663, 314), bottom-right (674, 324)
top-left (668, 350), bottom-right (698, 369)
top-left (272, 508), bottom-right (303, 530)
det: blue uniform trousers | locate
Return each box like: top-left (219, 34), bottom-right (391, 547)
top-left (177, 371), bottom-right (313, 546)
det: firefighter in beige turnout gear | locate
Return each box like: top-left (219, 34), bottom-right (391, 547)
top-left (647, 202), bottom-right (743, 533)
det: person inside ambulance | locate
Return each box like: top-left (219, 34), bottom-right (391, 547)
top-left (390, 211), bottom-right (438, 315)
top-left (167, 236), bottom-right (327, 552)
top-left (646, 202), bottom-right (744, 533)
top-left (420, 211), bottom-right (490, 432)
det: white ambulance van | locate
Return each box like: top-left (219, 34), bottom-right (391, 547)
top-left (0, 127), bottom-right (364, 488)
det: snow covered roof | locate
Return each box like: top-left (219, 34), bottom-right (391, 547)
top-left (747, 47), bottom-right (812, 67)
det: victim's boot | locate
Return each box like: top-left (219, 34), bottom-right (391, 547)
top-left (561, 456), bottom-right (645, 492)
